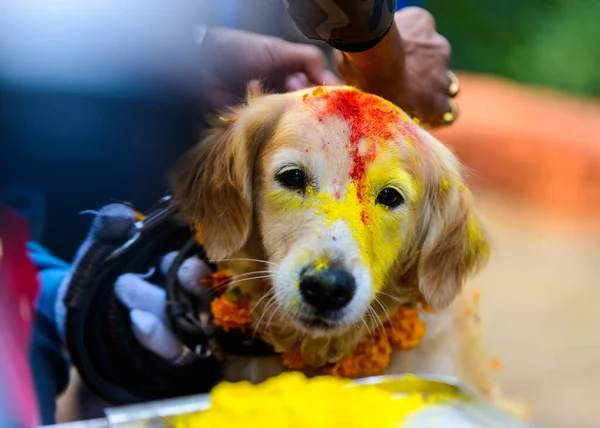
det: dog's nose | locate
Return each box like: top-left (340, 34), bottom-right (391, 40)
top-left (299, 267), bottom-right (356, 312)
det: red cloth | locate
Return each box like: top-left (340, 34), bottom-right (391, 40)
top-left (0, 204), bottom-right (40, 428)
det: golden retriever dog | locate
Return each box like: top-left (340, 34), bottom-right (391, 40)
top-left (173, 84), bottom-right (517, 411)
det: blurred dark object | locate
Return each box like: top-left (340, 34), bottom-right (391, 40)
top-left (284, 0), bottom-right (398, 52)
top-left (0, 89), bottom-right (198, 260)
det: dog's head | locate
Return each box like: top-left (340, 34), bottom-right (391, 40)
top-left (174, 86), bottom-right (489, 341)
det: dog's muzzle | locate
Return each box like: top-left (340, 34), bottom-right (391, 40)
top-left (299, 266), bottom-right (356, 314)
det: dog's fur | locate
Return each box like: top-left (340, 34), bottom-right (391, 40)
top-left (173, 85), bottom-right (502, 400)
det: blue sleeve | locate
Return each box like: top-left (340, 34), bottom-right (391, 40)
top-left (28, 243), bottom-right (71, 426)
top-left (396, 0), bottom-right (424, 10)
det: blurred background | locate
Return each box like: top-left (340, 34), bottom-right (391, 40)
top-left (430, 2), bottom-right (600, 428)
top-left (1, 1), bottom-right (599, 427)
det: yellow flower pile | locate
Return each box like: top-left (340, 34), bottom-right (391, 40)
top-left (168, 372), bottom-right (444, 428)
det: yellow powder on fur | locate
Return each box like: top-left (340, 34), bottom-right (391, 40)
top-left (314, 258), bottom-right (329, 271)
top-left (168, 372), bottom-right (444, 428)
top-left (466, 212), bottom-right (489, 260)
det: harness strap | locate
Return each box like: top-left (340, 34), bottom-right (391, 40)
top-left (63, 196), bottom-right (277, 405)
top-left (64, 199), bottom-right (221, 404)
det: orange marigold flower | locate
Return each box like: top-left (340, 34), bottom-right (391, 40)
top-left (386, 306), bottom-right (426, 351)
top-left (324, 356), bottom-right (361, 378)
top-left (201, 269), bottom-right (232, 293)
top-left (210, 294), bottom-right (251, 332)
top-left (281, 347), bottom-right (307, 370)
top-left (325, 331), bottom-right (391, 378)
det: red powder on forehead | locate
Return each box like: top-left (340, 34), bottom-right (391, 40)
top-left (315, 89), bottom-right (418, 183)
top-left (308, 88), bottom-right (419, 227)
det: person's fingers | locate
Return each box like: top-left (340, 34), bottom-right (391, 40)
top-left (159, 252), bottom-right (213, 295)
top-left (159, 251), bottom-right (178, 276)
top-left (284, 72), bottom-right (310, 92)
top-left (395, 7), bottom-right (437, 35)
top-left (431, 33), bottom-right (451, 63)
top-left (274, 41), bottom-right (340, 86)
top-left (115, 273), bottom-right (167, 322)
top-left (319, 69), bottom-right (341, 86)
top-left (177, 256), bottom-right (212, 295)
top-left (130, 309), bottom-right (183, 361)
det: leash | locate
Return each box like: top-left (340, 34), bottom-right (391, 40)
top-left (63, 195), bottom-right (276, 405)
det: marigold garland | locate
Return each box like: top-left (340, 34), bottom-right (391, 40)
top-left (210, 294), bottom-right (252, 332)
top-left (201, 269), bottom-right (233, 294)
top-left (324, 330), bottom-right (392, 377)
top-left (205, 269), bottom-right (430, 377)
top-left (385, 306), bottom-right (427, 351)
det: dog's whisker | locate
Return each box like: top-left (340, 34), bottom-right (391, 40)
top-left (378, 291), bottom-right (407, 305)
top-left (359, 315), bottom-right (373, 336)
top-left (374, 297), bottom-right (392, 324)
top-left (208, 270), bottom-right (272, 291)
top-left (208, 275), bottom-right (274, 296)
top-left (365, 306), bottom-right (380, 332)
top-left (229, 270), bottom-right (273, 278)
top-left (253, 295), bottom-right (279, 337)
top-left (264, 300), bottom-right (285, 333)
top-left (366, 305), bottom-right (385, 333)
top-left (372, 305), bottom-right (387, 332)
top-left (215, 257), bottom-right (280, 267)
top-left (249, 289), bottom-right (274, 316)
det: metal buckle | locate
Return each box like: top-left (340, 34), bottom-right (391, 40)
top-left (104, 195), bottom-right (181, 263)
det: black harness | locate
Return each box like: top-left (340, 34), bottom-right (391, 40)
top-left (63, 196), bottom-right (277, 405)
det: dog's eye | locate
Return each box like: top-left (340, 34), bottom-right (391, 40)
top-left (276, 168), bottom-right (306, 191)
top-left (376, 187), bottom-right (404, 208)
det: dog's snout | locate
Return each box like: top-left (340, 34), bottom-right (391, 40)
top-left (299, 267), bottom-right (356, 312)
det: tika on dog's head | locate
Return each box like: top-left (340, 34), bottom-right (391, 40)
top-left (174, 85), bottom-right (489, 364)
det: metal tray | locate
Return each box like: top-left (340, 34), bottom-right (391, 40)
top-left (45, 374), bottom-right (536, 428)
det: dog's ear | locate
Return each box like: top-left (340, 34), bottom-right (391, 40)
top-left (172, 86), bottom-right (285, 260)
top-left (415, 140), bottom-right (490, 309)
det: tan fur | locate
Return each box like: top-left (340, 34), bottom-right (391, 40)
top-left (173, 86), bottom-right (522, 416)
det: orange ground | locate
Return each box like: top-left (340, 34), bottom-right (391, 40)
top-left (432, 73), bottom-right (600, 221)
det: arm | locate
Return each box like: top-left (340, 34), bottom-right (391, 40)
top-left (0, 0), bottom-right (337, 113)
top-left (284, 1), bottom-right (456, 127)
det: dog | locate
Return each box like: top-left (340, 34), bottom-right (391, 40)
top-left (173, 84), bottom-right (502, 402)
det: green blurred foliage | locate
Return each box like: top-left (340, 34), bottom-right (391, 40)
top-left (428, 0), bottom-right (600, 97)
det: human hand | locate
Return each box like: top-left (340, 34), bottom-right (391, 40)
top-left (334, 7), bottom-right (457, 128)
top-left (196, 27), bottom-right (340, 112)
top-left (114, 252), bottom-right (213, 362)
top-left (54, 203), bottom-right (214, 363)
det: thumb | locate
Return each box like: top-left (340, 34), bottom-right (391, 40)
top-left (275, 42), bottom-right (340, 86)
